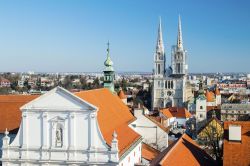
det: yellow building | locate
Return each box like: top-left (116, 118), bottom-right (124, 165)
top-left (197, 117), bottom-right (223, 142)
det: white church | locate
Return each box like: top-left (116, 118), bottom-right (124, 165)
top-left (1, 87), bottom-right (143, 166)
top-left (1, 45), bottom-right (143, 166)
top-left (152, 16), bottom-right (188, 110)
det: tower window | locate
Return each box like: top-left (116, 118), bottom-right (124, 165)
top-left (158, 64), bottom-right (161, 74)
top-left (177, 63), bottom-right (181, 73)
top-left (200, 106), bottom-right (203, 109)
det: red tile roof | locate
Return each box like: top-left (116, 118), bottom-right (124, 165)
top-left (168, 107), bottom-right (192, 119)
top-left (206, 90), bottom-right (215, 102)
top-left (142, 143), bottom-right (160, 161)
top-left (150, 133), bottom-right (216, 166)
top-left (223, 121), bottom-right (250, 166)
top-left (118, 89), bottom-right (127, 99)
top-left (0, 95), bottom-right (39, 133)
top-left (206, 105), bottom-right (221, 112)
top-left (0, 77), bottom-right (11, 83)
top-left (215, 87), bottom-right (221, 95)
top-left (74, 88), bottom-right (141, 156)
top-left (160, 109), bottom-right (173, 118)
top-left (144, 115), bottom-right (170, 133)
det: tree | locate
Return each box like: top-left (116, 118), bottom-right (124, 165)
top-left (121, 77), bottom-right (128, 90)
top-left (62, 76), bottom-right (73, 90)
top-left (197, 117), bottom-right (223, 165)
top-left (93, 77), bottom-right (100, 88)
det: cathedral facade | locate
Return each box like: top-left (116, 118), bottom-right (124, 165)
top-left (152, 16), bottom-right (188, 110)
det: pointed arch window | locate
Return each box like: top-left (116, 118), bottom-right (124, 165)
top-left (158, 64), bottom-right (161, 75)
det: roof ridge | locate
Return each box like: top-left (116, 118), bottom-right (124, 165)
top-left (76, 88), bottom-right (106, 93)
top-left (160, 133), bottom-right (184, 162)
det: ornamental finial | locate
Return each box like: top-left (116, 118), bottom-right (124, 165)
top-left (5, 128), bottom-right (9, 136)
top-left (112, 130), bottom-right (117, 139)
top-left (107, 41), bottom-right (110, 57)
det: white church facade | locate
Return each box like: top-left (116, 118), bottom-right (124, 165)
top-left (152, 16), bottom-right (188, 110)
top-left (1, 87), bottom-right (142, 165)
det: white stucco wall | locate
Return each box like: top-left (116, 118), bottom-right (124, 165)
top-left (119, 142), bottom-right (141, 166)
top-left (130, 109), bottom-right (168, 151)
top-left (1, 87), bottom-right (120, 165)
top-left (176, 118), bottom-right (188, 127)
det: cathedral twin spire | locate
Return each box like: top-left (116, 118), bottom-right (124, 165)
top-left (156, 15), bottom-right (184, 52)
top-left (156, 17), bottom-right (164, 53)
top-left (177, 15), bottom-right (183, 51)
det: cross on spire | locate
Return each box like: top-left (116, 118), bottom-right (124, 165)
top-left (107, 41), bottom-right (110, 57)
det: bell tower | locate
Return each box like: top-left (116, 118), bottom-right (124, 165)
top-left (152, 17), bottom-right (167, 110)
top-left (154, 17), bottom-right (165, 77)
top-left (170, 15), bottom-right (188, 107)
top-left (103, 42), bottom-right (115, 93)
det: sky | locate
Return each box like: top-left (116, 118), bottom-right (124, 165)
top-left (0, 0), bottom-right (249, 73)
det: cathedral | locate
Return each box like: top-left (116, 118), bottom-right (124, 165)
top-left (152, 16), bottom-right (188, 110)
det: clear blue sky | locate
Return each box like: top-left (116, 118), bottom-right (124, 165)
top-left (0, 0), bottom-right (249, 73)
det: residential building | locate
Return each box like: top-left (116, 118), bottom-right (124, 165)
top-left (150, 133), bottom-right (216, 166)
top-left (159, 108), bottom-right (177, 129)
top-left (0, 77), bottom-right (11, 88)
top-left (221, 104), bottom-right (250, 121)
top-left (130, 108), bottom-right (169, 151)
top-left (197, 116), bottom-right (223, 148)
top-left (160, 107), bottom-right (192, 127)
top-left (141, 143), bottom-right (160, 165)
top-left (223, 121), bottom-right (250, 166)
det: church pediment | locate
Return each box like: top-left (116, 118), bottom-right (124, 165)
top-left (21, 86), bottom-right (97, 111)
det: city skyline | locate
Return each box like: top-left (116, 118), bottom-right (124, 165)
top-left (0, 0), bottom-right (249, 73)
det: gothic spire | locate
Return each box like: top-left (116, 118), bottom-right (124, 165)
top-left (156, 16), bottom-right (164, 52)
top-left (177, 15), bottom-right (183, 50)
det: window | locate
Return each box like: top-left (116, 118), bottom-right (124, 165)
top-left (171, 81), bottom-right (173, 89)
top-left (200, 114), bottom-right (203, 118)
top-left (134, 151), bottom-right (135, 157)
top-left (158, 64), bottom-right (161, 74)
top-left (128, 156), bottom-right (130, 163)
top-left (177, 63), bottom-right (181, 73)
top-left (200, 106), bottom-right (203, 109)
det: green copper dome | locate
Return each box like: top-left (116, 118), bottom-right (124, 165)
top-left (104, 55), bottom-right (113, 67)
top-left (104, 41), bottom-right (113, 67)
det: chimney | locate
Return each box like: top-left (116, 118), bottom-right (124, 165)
top-left (229, 125), bottom-right (241, 142)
